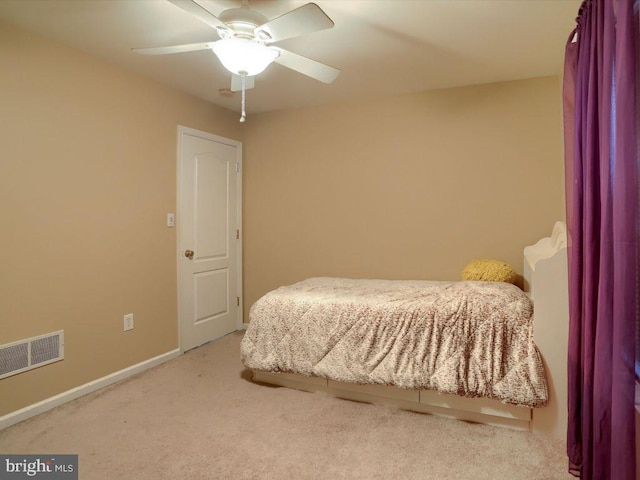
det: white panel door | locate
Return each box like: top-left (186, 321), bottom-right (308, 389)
top-left (178, 127), bottom-right (242, 352)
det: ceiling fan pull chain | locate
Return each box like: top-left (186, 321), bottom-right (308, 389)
top-left (240, 74), bottom-right (247, 123)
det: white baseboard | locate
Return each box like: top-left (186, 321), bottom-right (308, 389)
top-left (0, 348), bottom-right (181, 431)
top-left (242, 322), bottom-right (249, 330)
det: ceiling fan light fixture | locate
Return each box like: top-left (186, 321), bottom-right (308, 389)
top-left (211, 38), bottom-right (279, 76)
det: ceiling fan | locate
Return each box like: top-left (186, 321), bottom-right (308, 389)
top-left (132, 0), bottom-right (341, 122)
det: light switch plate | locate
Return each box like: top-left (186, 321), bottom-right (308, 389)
top-left (123, 313), bottom-right (134, 331)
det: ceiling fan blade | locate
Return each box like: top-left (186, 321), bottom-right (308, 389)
top-left (231, 75), bottom-right (255, 92)
top-left (254, 3), bottom-right (334, 43)
top-left (131, 42), bottom-right (213, 55)
top-left (273, 48), bottom-right (340, 84)
top-left (167, 0), bottom-right (231, 33)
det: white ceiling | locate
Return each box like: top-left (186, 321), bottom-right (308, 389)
top-left (0, 0), bottom-right (580, 115)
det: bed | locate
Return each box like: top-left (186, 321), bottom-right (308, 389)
top-left (241, 223), bottom-right (569, 435)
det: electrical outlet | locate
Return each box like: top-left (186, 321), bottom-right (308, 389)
top-left (123, 313), bottom-right (134, 331)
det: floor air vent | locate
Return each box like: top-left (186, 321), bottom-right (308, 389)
top-left (0, 330), bottom-right (64, 380)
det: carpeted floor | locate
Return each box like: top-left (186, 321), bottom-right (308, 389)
top-left (0, 331), bottom-right (572, 479)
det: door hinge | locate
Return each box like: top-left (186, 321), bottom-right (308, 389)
top-left (236, 229), bottom-right (240, 240)
top-left (236, 297), bottom-right (240, 307)
top-left (235, 163), bottom-right (239, 173)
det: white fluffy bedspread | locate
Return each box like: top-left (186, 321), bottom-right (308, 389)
top-left (241, 278), bottom-right (548, 407)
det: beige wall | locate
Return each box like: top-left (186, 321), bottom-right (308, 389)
top-left (0, 22), bottom-right (242, 416)
top-left (243, 76), bottom-right (565, 321)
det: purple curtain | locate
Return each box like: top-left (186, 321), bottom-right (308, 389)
top-left (563, 1), bottom-right (639, 479)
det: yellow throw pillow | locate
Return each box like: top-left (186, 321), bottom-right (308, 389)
top-left (461, 259), bottom-right (517, 284)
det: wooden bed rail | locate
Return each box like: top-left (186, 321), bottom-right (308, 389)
top-left (252, 371), bottom-right (532, 431)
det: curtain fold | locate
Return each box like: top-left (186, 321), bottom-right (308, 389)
top-left (564, 1), bottom-right (638, 479)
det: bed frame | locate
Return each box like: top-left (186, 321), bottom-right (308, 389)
top-left (251, 223), bottom-right (569, 437)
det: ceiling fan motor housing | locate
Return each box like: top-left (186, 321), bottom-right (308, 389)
top-left (218, 7), bottom-right (269, 39)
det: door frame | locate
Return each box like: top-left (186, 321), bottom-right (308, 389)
top-left (176, 125), bottom-right (243, 353)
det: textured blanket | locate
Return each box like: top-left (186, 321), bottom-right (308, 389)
top-left (241, 278), bottom-right (548, 407)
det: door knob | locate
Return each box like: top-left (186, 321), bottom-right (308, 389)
top-left (184, 249), bottom-right (194, 260)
